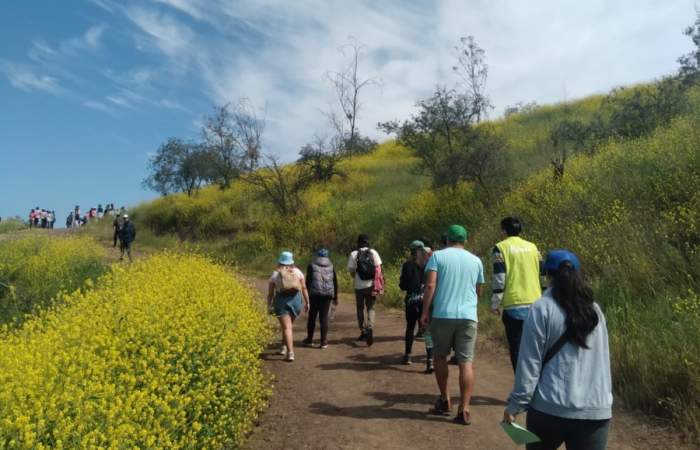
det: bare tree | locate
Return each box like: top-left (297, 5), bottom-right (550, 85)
top-left (453, 36), bottom-right (493, 122)
top-left (325, 36), bottom-right (379, 157)
top-left (202, 99), bottom-right (266, 189)
top-left (241, 155), bottom-right (311, 215)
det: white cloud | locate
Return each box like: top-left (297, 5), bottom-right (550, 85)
top-left (0, 61), bottom-right (65, 94)
top-left (83, 100), bottom-right (117, 115)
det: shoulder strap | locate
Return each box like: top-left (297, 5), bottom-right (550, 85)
top-left (542, 330), bottom-right (569, 367)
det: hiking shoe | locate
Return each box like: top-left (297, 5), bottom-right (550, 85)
top-left (278, 345), bottom-right (287, 355)
top-left (425, 359), bottom-right (434, 374)
top-left (320, 343), bottom-right (328, 349)
top-left (357, 332), bottom-right (367, 341)
top-left (366, 329), bottom-right (374, 347)
top-left (453, 409), bottom-right (471, 425)
top-left (402, 354), bottom-right (412, 365)
top-left (415, 328), bottom-right (424, 338)
top-left (285, 352), bottom-right (295, 362)
top-left (302, 338), bottom-right (313, 347)
top-left (429, 397), bottom-right (451, 415)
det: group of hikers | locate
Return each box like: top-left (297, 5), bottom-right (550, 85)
top-left (266, 218), bottom-right (612, 450)
top-left (28, 207), bottom-right (56, 229)
top-left (66, 203), bottom-right (120, 228)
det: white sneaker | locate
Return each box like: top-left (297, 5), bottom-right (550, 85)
top-left (285, 352), bottom-right (295, 362)
top-left (279, 345), bottom-right (287, 355)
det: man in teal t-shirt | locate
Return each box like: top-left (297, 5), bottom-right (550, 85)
top-left (421, 224), bottom-right (484, 425)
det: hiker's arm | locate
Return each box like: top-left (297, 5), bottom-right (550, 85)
top-left (476, 283), bottom-right (483, 298)
top-left (301, 280), bottom-right (310, 312)
top-left (505, 303), bottom-right (547, 417)
top-left (347, 253), bottom-right (356, 277)
top-left (333, 270), bottom-right (338, 303)
top-left (491, 246), bottom-right (505, 314)
top-left (305, 264), bottom-right (312, 291)
top-left (421, 270), bottom-right (437, 327)
top-left (267, 281), bottom-right (275, 307)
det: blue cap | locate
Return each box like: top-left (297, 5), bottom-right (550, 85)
top-left (543, 249), bottom-right (581, 272)
top-left (277, 251), bottom-right (294, 265)
top-left (317, 248), bottom-right (329, 257)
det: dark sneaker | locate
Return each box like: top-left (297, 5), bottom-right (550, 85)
top-left (301, 338), bottom-right (313, 347)
top-left (415, 329), bottom-right (424, 338)
top-left (357, 332), bottom-right (367, 341)
top-left (429, 397), bottom-right (451, 415)
top-left (453, 409), bottom-right (471, 425)
top-left (402, 354), bottom-right (412, 365)
top-left (425, 359), bottom-right (434, 374)
top-left (366, 329), bottom-right (374, 346)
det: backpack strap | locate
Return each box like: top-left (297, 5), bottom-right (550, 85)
top-left (542, 330), bottom-right (569, 368)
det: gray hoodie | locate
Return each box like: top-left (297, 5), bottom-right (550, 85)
top-left (506, 289), bottom-right (613, 420)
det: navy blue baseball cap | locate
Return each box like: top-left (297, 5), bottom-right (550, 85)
top-left (543, 249), bottom-right (581, 272)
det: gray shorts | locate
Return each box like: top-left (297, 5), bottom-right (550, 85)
top-left (430, 318), bottom-right (477, 363)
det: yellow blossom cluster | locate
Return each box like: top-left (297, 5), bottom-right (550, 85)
top-left (0, 235), bottom-right (106, 326)
top-left (0, 253), bottom-right (271, 449)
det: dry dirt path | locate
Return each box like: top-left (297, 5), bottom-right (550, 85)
top-left (244, 280), bottom-right (690, 450)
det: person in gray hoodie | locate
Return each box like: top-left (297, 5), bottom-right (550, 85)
top-left (303, 249), bottom-right (339, 348)
top-left (503, 249), bottom-right (612, 450)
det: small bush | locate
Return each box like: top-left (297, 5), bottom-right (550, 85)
top-left (0, 219), bottom-right (26, 235)
top-left (0, 253), bottom-right (271, 448)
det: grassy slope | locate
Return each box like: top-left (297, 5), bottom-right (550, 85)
top-left (119, 83), bottom-right (699, 439)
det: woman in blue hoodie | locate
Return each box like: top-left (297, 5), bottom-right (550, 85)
top-left (503, 250), bottom-right (612, 450)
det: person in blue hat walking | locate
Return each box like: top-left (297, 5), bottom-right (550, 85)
top-left (267, 251), bottom-right (310, 362)
top-left (503, 250), bottom-right (612, 450)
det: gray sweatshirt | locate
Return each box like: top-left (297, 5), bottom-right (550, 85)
top-left (506, 290), bottom-right (613, 420)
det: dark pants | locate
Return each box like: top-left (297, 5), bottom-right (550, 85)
top-left (113, 229), bottom-right (120, 247)
top-left (502, 312), bottom-right (525, 372)
top-left (355, 288), bottom-right (376, 332)
top-left (526, 408), bottom-right (610, 450)
top-left (404, 300), bottom-right (422, 355)
top-left (307, 295), bottom-right (332, 344)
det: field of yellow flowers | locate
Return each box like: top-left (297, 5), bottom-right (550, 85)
top-left (0, 235), bottom-right (106, 327)
top-left (0, 252), bottom-right (271, 449)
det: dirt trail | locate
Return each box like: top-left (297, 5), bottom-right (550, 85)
top-left (245, 280), bottom-right (690, 450)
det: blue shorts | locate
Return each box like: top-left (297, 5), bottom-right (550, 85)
top-left (274, 292), bottom-right (303, 318)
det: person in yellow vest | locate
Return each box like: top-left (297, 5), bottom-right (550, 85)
top-left (491, 217), bottom-right (543, 372)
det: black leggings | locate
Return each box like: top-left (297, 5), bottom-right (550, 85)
top-left (404, 300), bottom-right (422, 355)
top-left (307, 296), bottom-right (333, 344)
top-left (502, 312), bottom-right (525, 372)
top-left (526, 408), bottom-right (610, 450)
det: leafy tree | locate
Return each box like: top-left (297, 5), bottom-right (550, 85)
top-left (241, 155), bottom-right (312, 215)
top-left (143, 139), bottom-right (212, 196)
top-left (380, 86), bottom-right (504, 189)
top-left (549, 119), bottom-right (588, 180)
top-left (298, 136), bottom-right (345, 183)
top-left (679, 9), bottom-right (700, 83)
top-left (504, 101), bottom-right (538, 117)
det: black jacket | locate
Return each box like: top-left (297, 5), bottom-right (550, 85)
top-left (399, 260), bottom-right (424, 296)
top-left (118, 221), bottom-right (136, 244)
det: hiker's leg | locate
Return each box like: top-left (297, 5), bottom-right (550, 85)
top-left (278, 314), bottom-right (294, 354)
top-left (307, 296), bottom-right (320, 340)
top-left (319, 297), bottom-right (331, 344)
top-left (430, 319), bottom-right (452, 401)
top-left (502, 312), bottom-right (524, 372)
top-left (126, 244), bottom-right (132, 262)
top-left (565, 418), bottom-right (610, 450)
top-left (457, 362), bottom-right (475, 413)
top-left (405, 303), bottom-right (418, 355)
top-left (434, 356), bottom-right (449, 399)
top-left (355, 290), bottom-right (365, 331)
top-left (365, 293), bottom-right (376, 330)
top-left (525, 409), bottom-right (566, 450)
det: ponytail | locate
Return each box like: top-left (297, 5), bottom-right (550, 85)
top-left (548, 262), bottom-right (599, 348)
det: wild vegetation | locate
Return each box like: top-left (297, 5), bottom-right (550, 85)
top-left (0, 253), bottom-right (271, 448)
top-left (0, 218), bottom-right (27, 235)
top-left (0, 235), bottom-right (106, 327)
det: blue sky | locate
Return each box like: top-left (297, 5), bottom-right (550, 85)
top-left (0, 0), bottom-right (695, 222)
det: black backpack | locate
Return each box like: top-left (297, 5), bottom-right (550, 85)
top-left (356, 249), bottom-right (376, 281)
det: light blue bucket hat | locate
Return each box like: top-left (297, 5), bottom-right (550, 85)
top-left (277, 251), bottom-right (294, 265)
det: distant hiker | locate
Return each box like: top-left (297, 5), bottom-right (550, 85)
top-left (503, 250), bottom-right (612, 450)
top-left (48, 210), bottom-right (55, 229)
top-left (347, 234), bottom-right (382, 346)
top-left (492, 217), bottom-right (544, 372)
top-left (113, 214), bottom-right (125, 247)
top-left (421, 225), bottom-right (484, 425)
top-left (118, 215), bottom-right (136, 262)
top-left (399, 240), bottom-right (428, 366)
top-left (421, 244), bottom-right (435, 374)
top-left (66, 212), bottom-right (73, 228)
top-left (267, 251), bottom-right (310, 362)
top-left (303, 248), bottom-right (338, 349)
top-left (97, 204), bottom-right (104, 220)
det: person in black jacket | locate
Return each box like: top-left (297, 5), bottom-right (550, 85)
top-left (118, 215), bottom-right (136, 262)
top-left (303, 249), bottom-right (338, 348)
top-left (399, 240), bottom-right (430, 367)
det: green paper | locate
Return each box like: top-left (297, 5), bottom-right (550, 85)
top-left (500, 421), bottom-right (541, 445)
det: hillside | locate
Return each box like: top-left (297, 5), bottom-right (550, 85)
top-left (122, 80), bottom-right (700, 440)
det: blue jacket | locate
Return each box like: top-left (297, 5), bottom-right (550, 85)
top-left (506, 290), bottom-right (613, 420)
